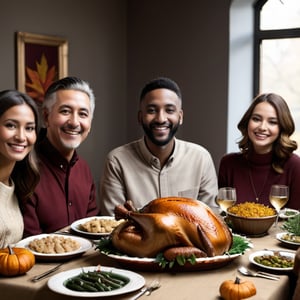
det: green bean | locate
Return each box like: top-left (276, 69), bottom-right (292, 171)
top-left (101, 271), bottom-right (130, 284)
top-left (79, 272), bottom-right (98, 282)
top-left (93, 281), bottom-right (106, 291)
top-left (65, 281), bottom-right (86, 291)
top-left (72, 278), bottom-right (99, 292)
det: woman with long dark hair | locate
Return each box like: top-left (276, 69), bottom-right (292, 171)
top-left (0, 90), bottom-right (39, 247)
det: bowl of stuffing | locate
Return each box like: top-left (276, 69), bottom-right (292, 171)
top-left (226, 202), bottom-right (277, 237)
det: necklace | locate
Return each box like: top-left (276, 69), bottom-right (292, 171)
top-left (248, 167), bottom-right (270, 202)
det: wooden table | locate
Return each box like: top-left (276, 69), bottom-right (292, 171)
top-left (0, 224), bottom-right (296, 300)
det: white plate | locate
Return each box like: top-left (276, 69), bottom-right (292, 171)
top-left (103, 252), bottom-right (242, 272)
top-left (276, 232), bottom-right (300, 246)
top-left (47, 266), bottom-right (145, 297)
top-left (15, 234), bottom-right (92, 261)
top-left (70, 216), bottom-right (119, 239)
top-left (249, 250), bottom-right (295, 271)
top-left (279, 208), bottom-right (299, 219)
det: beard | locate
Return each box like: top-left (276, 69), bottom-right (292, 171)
top-left (61, 139), bottom-right (81, 150)
top-left (142, 121), bottom-right (180, 146)
top-left (59, 125), bottom-right (85, 150)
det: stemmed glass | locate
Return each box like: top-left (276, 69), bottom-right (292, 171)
top-left (269, 185), bottom-right (289, 227)
top-left (216, 187), bottom-right (237, 216)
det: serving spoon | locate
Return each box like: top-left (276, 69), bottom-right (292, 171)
top-left (238, 266), bottom-right (280, 281)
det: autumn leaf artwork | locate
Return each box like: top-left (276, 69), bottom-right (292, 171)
top-left (25, 53), bottom-right (56, 104)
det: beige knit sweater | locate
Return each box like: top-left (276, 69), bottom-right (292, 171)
top-left (0, 181), bottom-right (24, 248)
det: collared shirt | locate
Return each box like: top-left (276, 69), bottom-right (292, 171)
top-left (22, 138), bottom-right (98, 237)
top-left (99, 137), bottom-right (218, 215)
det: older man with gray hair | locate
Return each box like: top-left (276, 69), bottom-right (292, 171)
top-left (22, 76), bottom-right (99, 237)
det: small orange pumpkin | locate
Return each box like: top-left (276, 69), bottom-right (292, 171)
top-left (0, 245), bottom-right (35, 276)
top-left (219, 277), bottom-right (256, 300)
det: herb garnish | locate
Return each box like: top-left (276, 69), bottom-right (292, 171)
top-left (282, 214), bottom-right (300, 235)
top-left (155, 252), bottom-right (197, 269)
top-left (226, 235), bottom-right (251, 255)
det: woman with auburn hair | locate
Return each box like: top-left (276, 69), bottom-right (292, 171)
top-left (0, 90), bottom-right (39, 248)
top-left (218, 93), bottom-right (300, 209)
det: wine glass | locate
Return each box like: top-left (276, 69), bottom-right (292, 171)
top-left (269, 185), bottom-right (289, 227)
top-left (216, 187), bottom-right (237, 216)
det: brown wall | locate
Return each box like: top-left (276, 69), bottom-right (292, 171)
top-left (0, 0), bottom-right (231, 201)
top-left (126, 0), bottom-right (230, 164)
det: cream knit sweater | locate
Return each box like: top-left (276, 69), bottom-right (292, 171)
top-left (0, 181), bottom-right (24, 248)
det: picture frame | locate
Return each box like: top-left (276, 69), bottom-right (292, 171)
top-left (16, 31), bottom-right (68, 104)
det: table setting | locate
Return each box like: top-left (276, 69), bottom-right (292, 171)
top-left (0, 196), bottom-right (299, 300)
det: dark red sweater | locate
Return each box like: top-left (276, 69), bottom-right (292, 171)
top-left (218, 151), bottom-right (300, 210)
top-left (22, 138), bottom-right (99, 237)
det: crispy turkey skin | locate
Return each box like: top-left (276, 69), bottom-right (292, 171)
top-left (111, 197), bottom-right (232, 258)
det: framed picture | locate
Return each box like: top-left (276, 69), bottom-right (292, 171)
top-left (16, 31), bottom-right (68, 104)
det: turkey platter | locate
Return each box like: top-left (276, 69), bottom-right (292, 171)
top-left (111, 197), bottom-right (233, 259)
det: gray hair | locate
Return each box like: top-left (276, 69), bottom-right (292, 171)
top-left (43, 76), bottom-right (95, 118)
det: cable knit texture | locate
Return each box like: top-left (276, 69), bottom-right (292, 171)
top-left (0, 181), bottom-right (24, 248)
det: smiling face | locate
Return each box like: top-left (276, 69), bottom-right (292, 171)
top-left (247, 101), bottom-right (280, 154)
top-left (44, 89), bottom-right (92, 160)
top-left (0, 104), bottom-right (36, 164)
top-left (138, 88), bottom-right (183, 149)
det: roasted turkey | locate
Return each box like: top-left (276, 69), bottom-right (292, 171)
top-left (111, 197), bottom-right (232, 258)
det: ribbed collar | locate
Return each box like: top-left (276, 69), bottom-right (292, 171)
top-left (247, 149), bottom-right (273, 166)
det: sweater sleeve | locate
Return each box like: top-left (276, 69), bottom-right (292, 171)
top-left (99, 156), bottom-right (127, 216)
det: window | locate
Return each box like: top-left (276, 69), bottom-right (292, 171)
top-left (254, 0), bottom-right (300, 152)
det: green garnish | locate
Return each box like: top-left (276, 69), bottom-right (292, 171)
top-left (95, 237), bottom-right (124, 256)
top-left (285, 210), bottom-right (298, 216)
top-left (95, 235), bottom-right (250, 269)
top-left (282, 214), bottom-right (300, 235)
top-left (155, 252), bottom-right (197, 269)
top-left (227, 235), bottom-right (251, 255)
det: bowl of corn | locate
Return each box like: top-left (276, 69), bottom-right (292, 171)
top-left (226, 202), bottom-right (277, 237)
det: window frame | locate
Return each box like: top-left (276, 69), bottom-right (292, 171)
top-left (253, 0), bottom-right (300, 96)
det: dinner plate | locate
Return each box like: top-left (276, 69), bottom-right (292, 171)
top-left (100, 252), bottom-right (242, 272)
top-left (276, 232), bottom-right (300, 247)
top-left (70, 216), bottom-right (120, 239)
top-left (47, 266), bottom-right (145, 297)
top-left (279, 208), bottom-right (299, 219)
top-left (249, 250), bottom-right (295, 272)
top-left (15, 234), bottom-right (92, 261)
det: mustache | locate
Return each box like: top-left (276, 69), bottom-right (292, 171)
top-left (62, 124), bottom-right (82, 132)
top-left (149, 121), bottom-right (171, 129)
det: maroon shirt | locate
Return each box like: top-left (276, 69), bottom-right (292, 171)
top-left (218, 151), bottom-right (300, 210)
top-left (22, 138), bottom-right (98, 237)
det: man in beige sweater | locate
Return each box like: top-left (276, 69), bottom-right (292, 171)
top-left (99, 77), bottom-right (218, 215)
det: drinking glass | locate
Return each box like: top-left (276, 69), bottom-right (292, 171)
top-left (269, 185), bottom-right (289, 227)
top-left (216, 187), bottom-right (237, 216)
